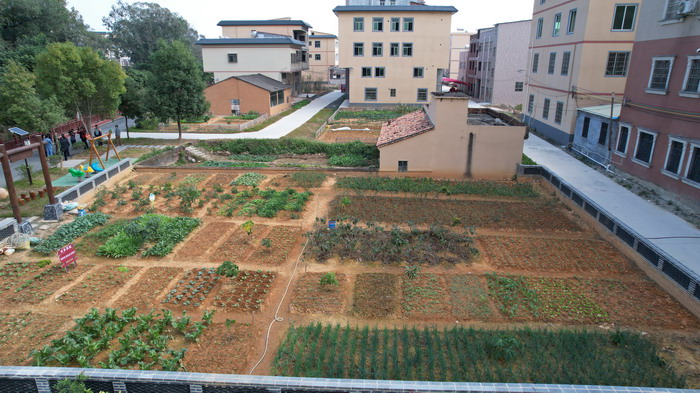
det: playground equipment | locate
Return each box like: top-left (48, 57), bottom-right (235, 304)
top-left (87, 131), bottom-right (120, 172)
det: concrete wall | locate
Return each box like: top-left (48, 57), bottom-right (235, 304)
top-left (379, 96), bottom-right (524, 178)
top-left (492, 20), bottom-right (530, 107)
top-left (338, 10), bottom-right (452, 104)
top-left (307, 35), bottom-right (337, 82)
top-left (524, 0), bottom-right (636, 143)
top-left (221, 25), bottom-right (305, 39)
top-left (201, 45), bottom-right (299, 84)
top-left (204, 78), bottom-right (291, 116)
top-left (572, 111), bottom-right (612, 164)
top-left (449, 32), bottom-right (471, 79)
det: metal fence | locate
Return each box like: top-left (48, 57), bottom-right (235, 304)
top-left (54, 159), bottom-right (132, 204)
top-left (1, 367), bottom-right (697, 393)
top-left (519, 164), bottom-right (700, 303)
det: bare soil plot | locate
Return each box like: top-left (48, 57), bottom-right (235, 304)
top-left (213, 270), bottom-right (276, 312)
top-left (55, 266), bottom-right (140, 307)
top-left (290, 273), bottom-right (348, 314)
top-left (400, 274), bottom-right (451, 320)
top-left (184, 322), bottom-right (259, 374)
top-left (351, 273), bottom-right (399, 318)
top-left (0, 261), bottom-right (47, 294)
top-left (447, 274), bottom-right (494, 321)
top-left (176, 222), bottom-right (237, 259)
top-left (113, 267), bottom-right (182, 311)
top-left (249, 226), bottom-right (303, 265)
top-left (0, 312), bottom-right (71, 365)
top-left (5, 264), bottom-right (94, 305)
top-left (213, 225), bottom-right (270, 263)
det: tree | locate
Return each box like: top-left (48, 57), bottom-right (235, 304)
top-left (34, 42), bottom-right (126, 133)
top-left (146, 40), bottom-right (208, 140)
top-left (103, 1), bottom-right (199, 66)
top-left (0, 0), bottom-right (89, 48)
top-left (119, 68), bottom-right (149, 139)
top-left (0, 61), bottom-right (65, 133)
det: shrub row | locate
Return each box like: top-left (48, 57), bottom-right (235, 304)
top-left (203, 139), bottom-right (379, 161)
top-left (34, 213), bottom-right (110, 254)
top-left (335, 176), bottom-right (538, 198)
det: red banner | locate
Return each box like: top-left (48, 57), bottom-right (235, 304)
top-left (57, 244), bottom-right (77, 271)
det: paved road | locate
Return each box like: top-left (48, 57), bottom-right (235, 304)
top-left (524, 133), bottom-right (700, 277)
top-left (129, 91), bottom-right (343, 140)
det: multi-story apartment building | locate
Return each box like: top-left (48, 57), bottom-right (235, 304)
top-left (449, 30), bottom-right (471, 80)
top-left (522, 1), bottom-right (639, 145)
top-left (612, 1), bottom-right (700, 202)
top-left (334, 0), bottom-right (457, 105)
top-left (306, 31), bottom-right (338, 83)
top-left (197, 19), bottom-right (311, 96)
top-left (464, 20), bottom-right (531, 107)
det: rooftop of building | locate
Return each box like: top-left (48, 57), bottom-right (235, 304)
top-left (217, 19), bottom-right (312, 29)
top-left (578, 104), bottom-right (622, 119)
top-left (376, 109), bottom-right (434, 147)
top-left (196, 37), bottom-right (307, 47)
top-left (333, 5), bottom-right (458, 13)
top-left (233, 74), bottom-right (289, 92)
top-left (432, 92), bottom-right (469, 99)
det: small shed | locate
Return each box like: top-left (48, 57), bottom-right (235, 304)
top-left (572, 104), bottom-right (622, 165)
top-left (204, 73), bottom-right (292, 117)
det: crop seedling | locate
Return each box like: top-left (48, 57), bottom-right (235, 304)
top-left (404, 266), bottom-right (421, 280)
top-left (261, 238), bottom-right (272, 248)
top-left (320, 272), bottom-right (339, 287)
top-left (37, 260), bottom-right (51, 268)
top-left (216, 261), bottom-right (240, 278)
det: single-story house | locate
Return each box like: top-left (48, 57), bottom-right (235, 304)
top-left (572, 104), bottom-right (622, 166)
top-left (204, 73), bottom-right (292, 117)
top-left (377, 92), bottom-right (526, 178)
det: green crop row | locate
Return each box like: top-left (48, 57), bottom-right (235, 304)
top-left (335, 176), bottom-right (538, 198)
top-left (34, 213), bottom-right (110, 254)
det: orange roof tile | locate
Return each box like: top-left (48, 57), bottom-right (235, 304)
top-left (376, 109), bottom-right (434, 148)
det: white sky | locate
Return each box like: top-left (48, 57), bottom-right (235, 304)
top-left (66, 0), bottom-right (534, 38)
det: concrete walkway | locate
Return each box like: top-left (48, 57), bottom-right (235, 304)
top-left (130, 91), bottom-right (344, 140)
top-left (524, 133), bottom-right (700, 276)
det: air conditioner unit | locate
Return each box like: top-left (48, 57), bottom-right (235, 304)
top-left (679, 0), bottom-right (698, 15)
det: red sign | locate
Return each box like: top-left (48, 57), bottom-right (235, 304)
top-left (57, 244), bottom-right (78, 271)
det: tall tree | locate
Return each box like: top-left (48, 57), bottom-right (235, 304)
top-left (0, 0), bottom-right (88, 47)
top-left (146, 40), bottom-right (208, 140)
top-left (103, 1), bottom-right (199, 66)
top-left (119, 68), bottom-right (149, 139)
top-left (34, 42), bottom-right (126, 133)
top-left (0, 61), bottom-right (65, 132)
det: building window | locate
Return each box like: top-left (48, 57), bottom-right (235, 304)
top-left (354, 42), bottom-right (364, 56)
top-left (555, 102), bottom-right (564, 124)
top-left (380, 0), bottom-right (385, 4)
top-left (373, 17), bottom-right (383, 32)
top-left (362, 67), bottom-right (372, 77)
top-left (391, 17), bottom-right (400, 31)
top-left (561, 52), bottom-right (571, 76)
top-left (314, 54), bottom-right (321, 61)
top-left (417, 88), bottom-right (428, 102)
top-left (227, 53), bottom-right (238, 63)
top-left (647, 57), bottom-right (674, 92)
top-left (581, 117), bottom-right (590, 138)
top-left (681, 56), bottom-right (700, 96)
top-left (375, 67), bottom-right (385, 77)
top-left (605, 52), bottom-right (630, 76)
top-left (527, 94), bottom-right (534, 113)
top-left (365, 88), bottom-right (377, 101)
top-left (413, 67), bottom-right (424, 78)
top-left (398, 161), bottom-right (408, 172)
top-left (664, 0), bottom-right (683, 19)
top-left (354, 17), bottom-right (364, 31)
top-left (314, 41), bottom-right (321, 48)
top-left (390, 88), bottom-right (396, 97)
top-left (633, 130), bottom-right (657, 165)
top-left (685, 145), bottom-right (700, 183)
top-left (616, 125), bottom-right (630, 154)
top-left (567, 9), bottom-right (577, 34)
top-left (543, 98), bottom-right (551, 119)
top-left (402, 43), bottom-right (413, 56)
top-left (372, 42), bottom-right (383, 56)
top-left (269, 90), bottom-right (284, 107)
top-left (553, 13), bottom-right (562, 36)
top-left (612, 4), bottom-right (637, 31)
top-left (598, 122), bottom-right (608, 145)
top-left (548, 52), bottom-right (556, 74)
top-left (536, 18), bottom-right (544, 39)
top-left (664, 139), bottom-right (686, 175)
top-left (515, 82), bottom-right (524, 92)
top-left (403, 17), bottom-right (414, 32)
top-left (390, 43), bottom-right (399, 56)
top-left (532, 53), bottom-right (539, 73)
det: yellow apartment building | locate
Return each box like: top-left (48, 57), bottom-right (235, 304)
top-left (522, 0), bottom-right (639, 144)
top-left (449, 31), bottom-right (471, 80)
top-left (307, 31), bottom-right (338, 83)
top-left (334, 1), bottom-right (457, 105)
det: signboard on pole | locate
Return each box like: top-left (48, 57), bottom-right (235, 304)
top-left (57, 244), bottom-right (77, 271)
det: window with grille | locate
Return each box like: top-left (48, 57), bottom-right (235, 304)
top-left (372, 43), bottom-right (383, 56)
top-left (543, 98), bottom-right (551, 119)
top-left (515, 82), bottom-right (524, 92)
top-left (527, 94), bottom-right (534, 113)
top-left (648, 58), bottom-right (673, 91)
top-left (315, 41), bottom-right (321, 48)
top-left (365, 88), bottom-right (377, 101)
top-left (373, 17), bottom-right (383, 32)
top-left (548, 52), bottom-right (556, 74)
top-left (686, 146), bottom-right (700, 183)
top-left (612, 4), bottom-right (637, 31)
top-left (553, 13), bottom-right (562, 36)
top-left (561, 52), bottom-right (571, 75)
top-left (354, 17), bottom-right (364, 31)
top-left (532, 53), bottom-right (539, 73)
top-left (354, 43), bottom-right (364, 56)
top-left (665, 140), bottom-right (686, 174)
top-left (616, 125), bottom-right (629, 154)
top-left (227, 53), bottom-right (238, 63)
top-left (417, 88), bottom-right (428, 102)
top-left (606, 52), bottom-right (630, 76)
top-left (582, 117), bottom-right (590, 138)
top-left (634, 131), bottom-right (656, 164)
top-left (681, 57), bottom-right (700, 94)
top-left (390, 88), bottom-right (396, 97)
top-left (598, 122), bottom-right (608, 145)
top-left (555, 102), bottom-right (564, 124)
top-left (398, 161), bottom-right (408, 172)
top-left (664, 0), bottom-right (682, 19)
top-left (314, 54), bottom-right (321, 61)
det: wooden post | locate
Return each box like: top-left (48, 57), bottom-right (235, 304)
top-left (34, 135), bottom-right (57, 205)
top-left (0, 144), bottom-right (22, 224)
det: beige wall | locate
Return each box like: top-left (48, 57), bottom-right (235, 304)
top-left (379, 96), bottom-right (525, 178)
top-left (306, 35), bottom-right (337, 82)
top-left (222, 25), bottom-right (303, 39)
top-left (449, 32), bottom-right (471, 79)
top-left (204, 78), bottom-right (291, 116)
top-left (201, 45), bottom-right (300, 83)
top-left (338, 11), bottom-right (452, 104)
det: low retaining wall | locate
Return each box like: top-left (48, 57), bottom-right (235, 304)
top-left (519, 164), bottom-right (700, 305)
top-left (54, 159), bottom-right (132, 204)
top-left (1, 366), bottom-right (695, 393)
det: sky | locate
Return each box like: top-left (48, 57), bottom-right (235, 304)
top-left (66, 0), bottom-right (534, 38)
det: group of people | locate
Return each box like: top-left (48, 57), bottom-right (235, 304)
top-left (42, 124), bottom-right (121, 161)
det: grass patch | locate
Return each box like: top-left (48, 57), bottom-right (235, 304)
top-left (328, 154), bottom-right (368, 167)
top-left (284, 96), bottom-right (345, 139)
top-left (228, 154), bottom-right (277, 162)
top-left (335, 176), bottom-right (538, 197)
top-left (242, 99), bottom-right (311, 133)
top-left (291, 172), bottom-right (328, 188)
top-left (334, 106), bottom-right (415, 121)
top-left (202, 138), bottom-right (378, 162)
top-left (273, 324), bottom-right (686, 387)
top-left (522, 154), bottom-right (537, 165)
top-left (199, 161), bottom-right (269, 168)
top-left (232, 172), bottom-right (267, 187)
top-left (135, 146), bottom-right (174, 163)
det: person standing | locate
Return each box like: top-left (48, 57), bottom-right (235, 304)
top-left (43, 134), bottom-right (54, 156)
top-left (69, 129), bottom-right (77, 146)
top-left (93, 126), bottom-right (103, 146)
top-left (114, 124), bottom-right (121, 146)
top-left (59, 134), bottom-right (70, 161)
top-left (79, 128), bottom-right (89, 149)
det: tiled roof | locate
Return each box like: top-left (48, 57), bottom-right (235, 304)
top-left (217, 20), bottom-right (312, 28)
top-left (234, 74), bottom-right (288, 92)
top-left (377, 109), bottom-right (434, 148)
